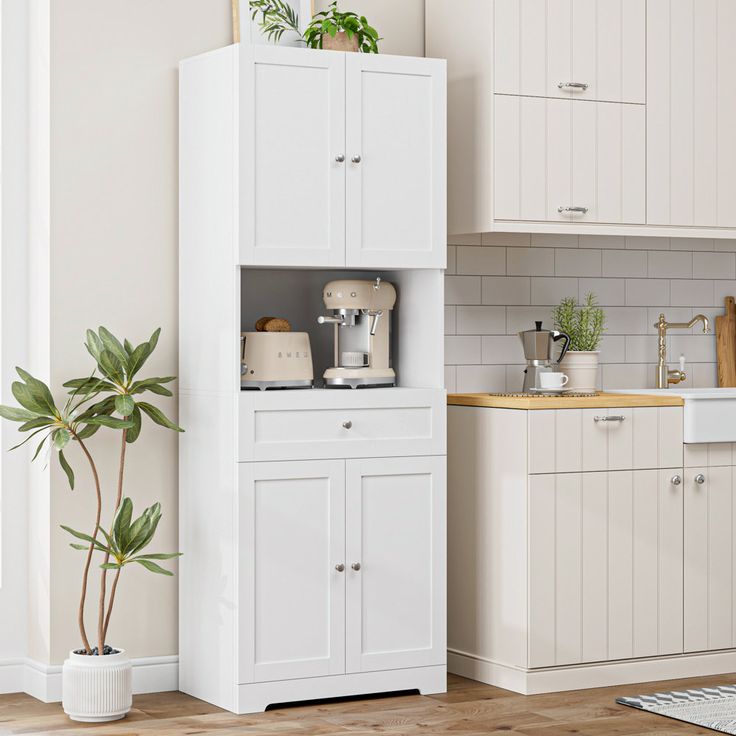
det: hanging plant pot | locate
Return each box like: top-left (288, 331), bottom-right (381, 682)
top-left (321, 31), bottom-right (359, 52)
top-left (62, 648), bottom-right (132, 722)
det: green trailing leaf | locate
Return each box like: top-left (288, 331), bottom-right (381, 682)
top-left (58, 449), bottom-right (74, 490)
top-left (137, 402), bottom-right (183, 432)
top-left (0, 405), bottom-right (40, 422)
top-left (115, 394), bottom-right (135, 417)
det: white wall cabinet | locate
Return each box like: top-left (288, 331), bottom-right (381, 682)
top-left (494, 0), bottom-right (646, 103)
top-left (240, 46), bottom-right (446, 268)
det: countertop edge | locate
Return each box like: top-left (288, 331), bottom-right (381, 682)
top-left (447, 392), bottom-right (685, 409)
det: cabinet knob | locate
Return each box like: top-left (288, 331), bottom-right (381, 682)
top-left (335, 563), bottom-right (345, 572)
top-left (335, 154), bottom-right (345, 163)
top-left (671, 474), bottom-right (682, 485)
top-left (558, 81), bottom-right (589, 91)
top-left (351, 155), bottom-right (362, 164)
top-left (695, 473), bottom-right (706, 485)
top-left (342, 421), bottom-right (352, 429)
top-left (558, 206), bottom-right (589, 215)
top-left (351, 562), bottom-right (361, 571)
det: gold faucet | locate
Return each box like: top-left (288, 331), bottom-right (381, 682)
top-left (655, 313), bottom-right (710, 389)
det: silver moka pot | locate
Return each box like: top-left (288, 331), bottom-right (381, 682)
top-left (518, 321), bottom-right (570, 392)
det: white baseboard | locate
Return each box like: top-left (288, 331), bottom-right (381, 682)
top-left (0, 655), bottom-right (179, 703)
top-left (448, 648), bottom-right (736, 695)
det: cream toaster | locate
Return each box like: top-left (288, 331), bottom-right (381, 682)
top-left (240, 332), bottom-right (313, 390)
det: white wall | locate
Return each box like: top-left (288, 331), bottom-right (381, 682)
top-left (445, 233), bottom-right (731, 393)
top-left (41, 1), bottom-right (424, 667)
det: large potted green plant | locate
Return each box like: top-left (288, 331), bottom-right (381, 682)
top-left (0, 327), bottom-right (182, 722)
top-left (552, 293), bottom-right (606, 394)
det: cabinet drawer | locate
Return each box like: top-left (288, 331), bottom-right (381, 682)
top-left (239, 388), bottom-right (446, 461)
top-left (529, 407), bottom-right (683, 473)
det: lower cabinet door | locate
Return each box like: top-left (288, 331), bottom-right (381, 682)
top-left (345, 456), bottom-right (446, 673)
top-left (238, 460), bottom-right (346, 683)
top-left (684, 466), bottom-right (736, 653)
top-left (529, 469), bottom-right (683, 668)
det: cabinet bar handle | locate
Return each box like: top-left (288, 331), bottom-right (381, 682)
top-left (558, 81), bottom-right (589, 90)
top-left (593, 415), bottom-right (625, 422)
top-left (558, 206), bottom-right (589, 215)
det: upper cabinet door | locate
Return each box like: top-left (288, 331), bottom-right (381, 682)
top-left (239, 46), bottom-right (345, 267)
top-left (345, 456), bottom-right (446, 673)
top-left (345, 54), bottom-right (446, 269)
top-left (494, 0), bottom-right (646, 104)
top-left (647, 0), bottom-right (736, 227)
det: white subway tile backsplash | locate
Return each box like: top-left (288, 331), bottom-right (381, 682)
top-left (456, 306), bottom-right (505, 335)
top-left (445, 275), bottom-right (481, 305)
top-left (693, 252), bottom-right (736, 280)
top-left (456, 365), bottom-right (506, 392)
top-left (602, 249), bottom-right (647, 277)
top-left (625, 279), bottom-right (670, 307)
top-left (481, 335), bottom-right (524, 364)
top-left (555, 248), bottom-right (602, 277)
top-left (507, 247), bottom-right (555, 276)
top-left (530, 277), bottom-right (578, 305)
top-left (456, 246), bottom-right (505, 275)
top-left (671, 280), bottom-right (714, 307)
top-left (445, 233), bottom-right (721, 391)
top-left (482, 276), bottom-right (531, 305)
top-left (531, 233), bottom-right (579, 248)
top-left (445, 336), bottom-right (481, 365)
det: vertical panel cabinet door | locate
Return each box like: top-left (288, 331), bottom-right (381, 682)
top-left (528, 470), bottom-right (683, 668)
top-left (239, 46), bottom-right (346, 267)
top-left (684, 466), bottom-right (736, 653)
top-left (494, 96), bottom-right (645, 224)
top-left (345, 54), bottom-right (447, 268)
top-left (494, 0), bottom-right (646, 103)
top-left (345, 456), bottom-right (446, 673)
top-left (647, 0), bottom-right (736, 227)
top-left (238, 460), bottom-right (346, 683)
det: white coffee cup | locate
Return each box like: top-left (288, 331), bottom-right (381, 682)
top-left (539, 372), bottom-right (569, 390)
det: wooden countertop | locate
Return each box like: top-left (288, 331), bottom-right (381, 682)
top-left (447, 392), bottom-right (684, 410)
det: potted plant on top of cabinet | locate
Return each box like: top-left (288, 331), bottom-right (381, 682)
top-left (553, 293), bottom-right (606, 394)
top-left (0, 327), bottom-right (183, 722)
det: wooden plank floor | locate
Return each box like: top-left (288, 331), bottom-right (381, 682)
top-left (1, 673), bottom-right (731, 735)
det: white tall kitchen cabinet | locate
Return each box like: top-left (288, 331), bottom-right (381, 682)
top-left (427, 0), bottom-right (736, 238)
top-left (179, 42), bottom-right (447, 714)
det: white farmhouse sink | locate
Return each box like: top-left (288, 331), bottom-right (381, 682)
top-left (610, 388), bottom-right (736, 443)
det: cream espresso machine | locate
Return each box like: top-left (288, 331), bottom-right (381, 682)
top-left (317, 277), bottom-right (396, 388)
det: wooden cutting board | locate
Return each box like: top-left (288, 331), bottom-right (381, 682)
top-left (716, 296), bottom-right (736, 386)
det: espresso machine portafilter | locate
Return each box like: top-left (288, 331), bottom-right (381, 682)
top-left (317, 277), bottom-right (397, 388)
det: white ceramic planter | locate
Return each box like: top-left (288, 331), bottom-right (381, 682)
top-left (560, 350), bottom-right (600, 394)
top-left (62, 648), bottom-right (132, 722)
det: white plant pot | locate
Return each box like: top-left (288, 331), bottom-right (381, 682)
top-left (62, 648), bottom-right (132, 722)
top-left (559, 350), bottom-right (600, 394)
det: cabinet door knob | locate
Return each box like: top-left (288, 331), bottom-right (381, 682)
top-left (351, 562), bottom-right (361, 571)
top-left (342, 421), bottom-right (352, 429)
top-left (335, 563), bottom-right (345, 572)
top-left (671, 474), bottom-right (682, 485)
top-left (558, 206), bottom-right (589, 215)
top-left (558, 81), bottom-right (589, 91)
top-left (335, 154), bottom-right (345, 163)
top-left (351, 155), bottom-right (362, 164)
top-left (695, 473), bottom-right (706, 485)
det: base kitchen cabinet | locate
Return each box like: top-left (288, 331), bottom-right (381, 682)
top-left (446, 393), bottom-right (736, 694)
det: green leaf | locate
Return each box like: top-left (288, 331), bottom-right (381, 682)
top-left (133, 558), bottom-right (173, 576)
top-left (58, 449), bottom-right (74, 490)
top-left (98, 327), bottom-right (129, 368)
top-left (63, 377), bottom-right (117, 394)
top-left (15, 368), bottom-right (57, 416)
top-left (84, 415), bottom-right (134, 429)
top-left (85, 330), bottom-right (104, 361)
top-left (115, 394), bottom-right (135, 417)
top-left (143, 384), bottom-right (173, 397)
top-left (113, 498), bottom-right (134, 551)
top-left (126, 343), bottom-right (151, 380)
top-left (75, 423), bottom-right (100, 440)
top-left (97, 349), bottom-right (125, 384)
top-left (147, 327), bottom-right (161, 355)
top-left (19, 416), bottom-right (54, 432)
top-left (8, 427), bottom-right (50, 452)
top-left (0, 405), bottom-right (39, 422)
top-left (133, 552), bottom-right (182, 560)
top-left (12, 381), bottom-right (52, 416)
top-left (31, 435), bottom-right (49, 462)
top-left (60, 525), bottom-right (107, 552)
top-left (138, 402), bottom-right (183, 432)
top-left (126, 405), bottom-right (142, 444)
top-left (70, 543), bottom-right (88, 550)
top-left (53, 428), bottom-right (70, 451)
top-left (100, 562), bottom-right (122, 570)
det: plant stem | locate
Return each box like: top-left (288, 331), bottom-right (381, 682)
top-left (98, 426), bottom-right (128, 653)
top-left (70, 431), bottom-right (102, 655)
top-left (102, 568), bottom-right (121, 643)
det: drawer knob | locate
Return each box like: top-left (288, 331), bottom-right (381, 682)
top-left (695, 473), bottom-right (706, 485)
top-left (671, 474), bottom-right (682, 485)
top-left (593, 415), bottom-right (625, 423)
top-left (351, 562), bottom-right (361, 571)
top-left (335, 563), bottom-right (345, 572)
top-left (351, 155), bottom-right (362, 164)
top-left (342, 421), bottom-right (352, 430)
top-left (335, 154), bottom-right (345, 163)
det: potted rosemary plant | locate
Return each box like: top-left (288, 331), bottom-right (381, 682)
top-left (0, 327), bottom-right (182, 722)
top-left (552, 293), bottom-right (606, 394)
